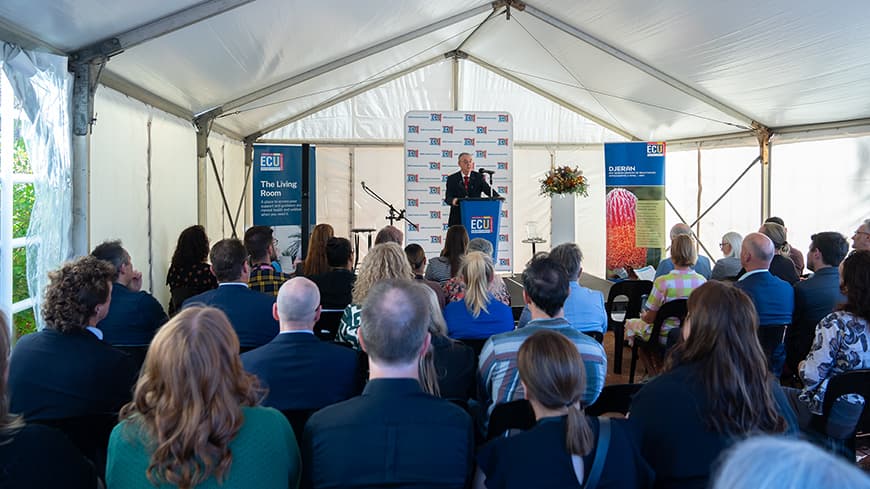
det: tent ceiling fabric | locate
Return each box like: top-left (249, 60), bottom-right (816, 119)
top-left (2, 0), bottom-right (870, 141)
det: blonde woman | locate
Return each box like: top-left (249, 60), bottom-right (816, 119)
top-left (106, 307), bottom-right (300, 489)
top-left (337, 242), bottom-right (414, 349)
top-left (443, 251), bottom-right (514, 340)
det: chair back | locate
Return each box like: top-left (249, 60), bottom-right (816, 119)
top-left (648, 299), bottom-right (688, 350)
top-left (314, 309), bottom-right (345, 341)
top-left (586, 384), bottom-right (642, 417)
top-left (114, 345), bottom-right (149, 373)
top-left (811, 369), bottom-right (870, 439)
top-left (281, 408), bottom-right (318, 442)
top-left (605, 280), bottom-right (653, 329)
top-left (487, 399), bottom-right (535, 440)
top-left (459, 338), bottom-right (488, 358)
top-left (584, 331), bottom-right (604, 344)
top-left (33, 413), bottom-right (118, 477)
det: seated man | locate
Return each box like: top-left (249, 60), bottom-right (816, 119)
top-left (479, 255), bottom-right (607, 415)
top-left (374, 225), bottom-right (403, 246)
top-left (242, 277), bottom-right (359, 411)
top-left (735, 233), bottom-right (794, 376)
top-left (244, 225), bottom-right (293, 296)
top-left (655, 223), bottom-right (712, 279)
top-left (90, 240), bottom-right (167, 346)
top-left (517, 242), bottom-right (606, 335)
top-left (183, 238), bottom-right (279, 350)
top-left (309, 237), bottom-right (356, 310)
top-left (302, 279), bottom-right (474, 489)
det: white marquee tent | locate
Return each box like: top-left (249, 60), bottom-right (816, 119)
top-left (1, 0), bottom-right (869, 321)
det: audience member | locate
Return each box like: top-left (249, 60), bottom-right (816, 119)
top-left (374, 225), bottom-right (403, 245)
top-left (242, 277), bottom-right (359, 411)
top-left (106, 307), bottom-right (300, 489)
top-left (182, 238), bottom-right (279, 350)
top-left (166, 224), bottom-right (217, 315)
top-left (443, 237), bottom-right (511, 306)
top-left (405, 243), bottom-right (447, 308)
top-left (852, 218), bottom-right (870, 251)
top-left (298, 223), bottom-right (334, 276)
top-left (8, 256), bottom-right (138, 420)
top-left (91, 240), bottom-right (168, 346)
top-left (476, 330), bottom-right (652, 489)
top-left (517, 243), bottom-right (606, 335)
top-left (765, 216), bottom-right (805, 276)
top-left (419, 285), bottom-right (476, 400)
top-left (443, 252), bottom-right (514, 340)
top-left (0, 314), bottom-right (99, 489)
top-left (245, 225), bottom-right (293, 296)
top-left (425, 224), bottom-right (469, 283)
top-left (711, 231), bottom-right (742, 280)
top-left (302, 279), bottom-right (474, 489)
top-left (654, 223), bottom-right (712, 279)
top-left (734, 233), bottom-right (794, 375)
top-left (785, 232), bottom-right (848, 375)
top-left (758, 222), bottom-right (800, 284)
top-left (625, 234), bottom-right (706, 346)
top-left (785, 250), bottom-right (870, 439)
top-left (337, 242), bottom-right (413, 349)
top-left (630, 281), bottom-right (795, 489)
top-left (712, 436), bottom-right (870, 489)
top-left (479, 255), bottom-right (606, 415)
top-left (309, 237), bottom-right (356, 309)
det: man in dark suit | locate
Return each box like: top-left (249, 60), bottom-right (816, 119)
top-left (735, 233), bottom-right (794, 376)
top-left (183, 238), bottom-right (279, 350)
top-left (90, 240), bottom-right (168, 346)
top-left (444, 152), bottom-right (497, 227)
top-left (786, 232), bottom-right (848, 374)
top-left (302, 279), bottom-right (474, 489)
top-left (308, 237), bottom-right (356, 310)
top-left (242, 277), bottom-right (359, 410)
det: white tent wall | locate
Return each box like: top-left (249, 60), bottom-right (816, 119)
top-left (316, 147), bottom-right (353, 239)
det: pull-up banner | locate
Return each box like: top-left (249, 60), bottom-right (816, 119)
top-left (252, 144), bottom-right (316, 272)
top-left (604, 142), bottom-right (666, 277)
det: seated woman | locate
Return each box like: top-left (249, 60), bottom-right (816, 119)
top-left (297, 223), bottom-right (334, 277)
top-left (711, 231), bottom-right (742, 281)
top-left (425, 224), bottom-right (468, 284)
top-left (418, 285), bottom-right (476, 401)
top-left (166, 224), bottom-right (217, 316)
top-left (625, 234), bottom-right (706, 345)
top-left (758, 222), bottom-right (800, 284)
top-left (444, 252), bottom-right (514, 340)
top-left (475, 330), bottom-right (653, 489)
top-left (106, 306), bottom-right (300, 489)
top-left (630, 281), bottom-right (796, 489)
top-left (443, 238), bottom-right (511, 306)
top-left (0, 315), bottom-right (99, 489)
top-left (785, 250), bottom-right (870, 439)
top-left (337, 242), bottom-right (414, 349)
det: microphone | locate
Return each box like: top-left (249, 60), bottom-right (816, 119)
top-left (360, 181), bottom-right (366, 188)
top-left (478, 168), bottom-right (495, 175)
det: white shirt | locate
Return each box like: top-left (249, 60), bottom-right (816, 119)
top-left (86, 326), bottom-right (104, 340)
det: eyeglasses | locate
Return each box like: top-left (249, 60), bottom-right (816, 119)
top-left (719, 243), bottom-right (728, 248)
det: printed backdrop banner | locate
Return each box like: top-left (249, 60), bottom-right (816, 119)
top-left (404, 111), bottom-right (513, 272)
top-left (604, 142), bottom-right (666, 277)
top-left (252, 144), bottom-right (316, 272)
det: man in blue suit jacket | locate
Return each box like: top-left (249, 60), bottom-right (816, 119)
top-left (735, 233), bottom-right (794, 376)
top-left (786, 232), bottom-right (848, 374)
top-left (242, 277), bottom-right (360, 411)
top-left (183, 238), bottom-right (278, 349)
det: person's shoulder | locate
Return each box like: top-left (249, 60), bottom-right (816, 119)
top-left (242, 405), bottom-right (288, 426)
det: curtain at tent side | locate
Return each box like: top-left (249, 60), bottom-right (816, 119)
top-left (1, 43), bottom-right (73, 330)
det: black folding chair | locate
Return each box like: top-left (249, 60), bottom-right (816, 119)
top-left (809, 369), bottom-right (870, 459)
top-left (280, 408), bottom-right (318, 443)
top-left (629, 298), bottom-right (687, 383)
top-left (33, 413), bottom-right (118, 478)
top-left (314, 309), bottom-right (345, 341)
top-left (605, 280), bottom-right (653, 373)
top-left (585, 383), bottom-right (643, 417)
top-left (487, 399), bottom-right (535, 440)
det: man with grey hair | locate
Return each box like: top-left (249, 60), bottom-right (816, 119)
top-left (654, 223), bottom-right (712, 279)
top-left (241, 277), bottom-right (359, 411)
top-left (517, 242), bottom-right (607, 336)
top-left (852, 218), bottom-right (870, 251)
top-left (374, 225), bottom-right (404, 246)
top-left (734, 233), bottom-right (793, 376)
top-left (302, 279), bottom-right (474, 489)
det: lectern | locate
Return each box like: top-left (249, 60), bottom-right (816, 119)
top-left (459, 197), bottom-right (504, 260)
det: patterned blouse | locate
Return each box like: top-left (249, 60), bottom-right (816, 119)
top-left (625, 268), bottom-right (706, 343)
top-left (337, 303), bottom-right (363, 350)
top-left (443, 275), bottom-right (511, 306)
top-left (799, 311), bottom-right (870, 415)
top-left (166, 262), bottom-right (218, 315)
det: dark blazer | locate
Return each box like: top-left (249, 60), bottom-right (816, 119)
top-left (431, 335), bottom-right (476, 400)
top-left (309, 268), bottom-right (356, 310)
top-left (182, 283), bottom-right (279, 348)
top-left (8, 328), bottom-right (138, 421)
top-left (734, 270), bottom-right (794, 326)
top-left (241, 332), bottom-right (360, 411)
top-left (302, 378), bottom-right (474, 489)
top-left (769, 254), bottom-right (800, 285)
top-left (444, 171), bottom-right (496, 227)
top-left (98, 282), bottom-right (168, 346)
top-left (787, 267), bottom-right (846, 371)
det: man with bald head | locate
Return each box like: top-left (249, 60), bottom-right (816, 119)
top-left (241, 277), bottom-right (359, 411)
top-left (654, 223), bottom-right (712, 279)
top-left (735, 233), bottom-right (794, 376)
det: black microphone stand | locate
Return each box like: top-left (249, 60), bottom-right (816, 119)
top-left (360, 181), bottom-right (419, 231)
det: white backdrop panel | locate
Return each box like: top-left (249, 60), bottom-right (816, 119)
top-left (315, 147), bottom-right (352, 239)
top-left (353, 147), bottom-right (405, 260)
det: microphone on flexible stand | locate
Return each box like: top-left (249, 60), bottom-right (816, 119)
top-left (478, 168), bottom-right (495, 175)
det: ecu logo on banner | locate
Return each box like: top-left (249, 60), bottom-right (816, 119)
top-left (429, 137), bottom-right (441, 145)
top-left (429, 186), bottom-right (440, 194)
top-left (476, 126), bottom-right (487, 134)
top-left (497, 138), bottom-right (509, 146)
top-left (497, 161), bottom-right (509, 170)
top-left (430, 113), bottom-right (442, 121)
top-left (407, 174), bottom-right (418, 183)
top-left (407, 198), bottom-right (419, 207)
top-left (430, 210), bottom-right (441, 219)
top-left (647, 142), bottom-right (666, 156)
top-left (431, 235), bottom-right (442, 244)
top-left (469, 216), bottom-right (492, 234)
top-left (259, 153), bottom-right (283, 172)
top-left (407, 149), bottom-right (419, 158)
top-left (464, 138), bottom-right (475, 146)
top-left (475, 150), bottom-right (487, 158)
top-left (464, 114), bottom-right (476, 122)
top-left (407, 125), bottom-right (419, 133)
top-left (498, 114), bottom-right (510, 122)
top-left (429, 162), bottom-right (441, 170)
top-left (442, 149), bottom-right (453, 158)
top-left (442, 126), bottom-right (453, 134)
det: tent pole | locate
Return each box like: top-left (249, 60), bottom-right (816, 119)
top-left (195, 117), bottom-right (211, 227)
top-left (70, 60), bottom-right (99, 257)
top-left (452, 55), bottom-right (460, 111)
top-left (756, 125), bottom-right (772, 222)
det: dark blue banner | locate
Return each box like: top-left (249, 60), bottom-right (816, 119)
top-left (252, 145), bottom-right (316, 226)
top-left (604, 141), bottom-right (666, 187)
top-left (460, 198), bottom-right (503, 260)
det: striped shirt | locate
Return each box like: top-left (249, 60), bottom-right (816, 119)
top-left (478, 317), bottom-right (607, 414)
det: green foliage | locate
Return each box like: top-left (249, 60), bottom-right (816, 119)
top-left (10, 135), bottom-right (35, 338)
top-left (13, 309), bottom-right (35, 338)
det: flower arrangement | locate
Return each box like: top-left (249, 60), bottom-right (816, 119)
top-left (539, 165), bottom-right (589, 197)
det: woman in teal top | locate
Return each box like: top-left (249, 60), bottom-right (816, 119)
top-left (106, 306), bottom-right (300, 489)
